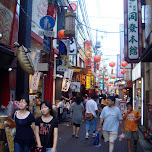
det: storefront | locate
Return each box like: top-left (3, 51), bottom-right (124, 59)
top-left (132, 62), bottom-right (144, 125)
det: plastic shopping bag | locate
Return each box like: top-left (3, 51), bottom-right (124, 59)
top-left (93, 133), bottom-right (100, 145)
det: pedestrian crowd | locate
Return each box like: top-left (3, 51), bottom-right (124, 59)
top-left (3, 93), bottom-right (141, 152)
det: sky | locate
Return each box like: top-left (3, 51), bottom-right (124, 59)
top-left (85, 0), bottom-right (124, 63)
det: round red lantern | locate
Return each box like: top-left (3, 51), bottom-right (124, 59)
top-left (112, 75), bottom-right (116, 79)
top-left (121, 69), bottom-right (126, 74)
top-left (103, 81), bottom-right (106, 84)
top-left (100, 76), bottom-right (103, 79)
top-left (122, 61), bottom-right (128, 67)
top-left (109, 61), bottom-right (115, 67)
top-left (108, 84), bottom-right (111, 86)
top-left (94, 55), bottom-right (101, 62)
top-left (105, 77), bottom-right (109, 81)
top-left (58, 29), bottom-right (66, 38)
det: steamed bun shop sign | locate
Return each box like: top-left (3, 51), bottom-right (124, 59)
top-left (124, 0), bottom-right (142, 63)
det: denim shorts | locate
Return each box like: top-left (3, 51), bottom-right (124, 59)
top-left (46, 148), bottom-right (57, 152)
top-left (86, 117), bottom-right (97, 132)
top-left (125, 131), bottom-right (139, 140)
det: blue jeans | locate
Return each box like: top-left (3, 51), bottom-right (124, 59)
top-left (14, 142), bottom-right (29, 152)
top-left (86, 117), bottom-right (97, 132)
top-left (46, 148), bottom-right (57, 152)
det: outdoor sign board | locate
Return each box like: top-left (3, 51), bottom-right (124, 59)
top-left (40, 15), bottom-right (55, 31)
top-left (124, 0), bottom-right (142, 63)
top-left (132, 62), bottom-right (141, 81)
top-left (62, 69), bottom-right (73, 92)
top-left (120, 24), bottom-right (131, 69)
top-left (85, 41), bottom-right (92, 69)
top-left (86, 75), bottom-right (90, 89)
top-left (70, 82), bottom-right (81, 92)
top-left (91, 75), bottom-right (94, 89)
top-left (117, 54), bottom-right (124, 78)
top-left (43, 35), bottom-right (50, 53)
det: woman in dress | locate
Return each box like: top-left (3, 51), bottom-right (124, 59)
top-left (4, 98), bottom-right (36, 152)
top-left (71, 96), bottom-right (84, 138)
top-left (35, 100), bottom-right (58, 152)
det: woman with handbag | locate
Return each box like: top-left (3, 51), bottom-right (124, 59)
top-left (4, 98), bottom-right (36, 152)
top-left (35, 100), bottom-right (58, 152)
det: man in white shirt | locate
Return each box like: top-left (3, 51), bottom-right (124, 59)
top-left (85, 94), bottom-right (101, 139)
top-left (57, 98), bottom-right (65, 123)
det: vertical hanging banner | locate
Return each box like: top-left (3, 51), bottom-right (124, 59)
top-left (124, 0), bottom-right (142, 63)
top-left (117, 54), bottom-right (124, 78)
top-left (62, 69), bottom-right (73, 92)
top-left (85, 41), bottom-right (92, 69)
top-left (90, 75), bottom-right (94, 89)
top-left (86, 75), bottom-right (90, 89)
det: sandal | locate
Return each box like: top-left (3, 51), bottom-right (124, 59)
top-left (72, 134), bottom-right (75, 137)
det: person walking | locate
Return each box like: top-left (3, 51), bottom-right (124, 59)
top-left (71, 96), bottom-right (84, 138)
top-left (35, 100), bottom-right (58, 152)
top-left (122, 102), bottom-right (141, 152)
top-left (98, 96), bottom-right (124, 152)
top-left (57, 98), bottom-right (65, 123)
top-left (4, 98), bottom-right (36, 152)
top-left (85, 94), bottom-right (101, 139)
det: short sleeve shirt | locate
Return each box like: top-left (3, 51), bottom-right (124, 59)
top-left (100, 106), bottom-right (123, 132)
top-left (86, 99), bottom-right (98, 117)
top-left (14, 112), bottom-right (35, 146)
top-left (123, 110), bottom-right (141, 131)
top-left (35, 117), bottom-right (58, 148)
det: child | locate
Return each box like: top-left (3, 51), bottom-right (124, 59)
top-left (122, 102), bottom-right (141, 152)
top-left (35, 101), bottom-right (58, 152)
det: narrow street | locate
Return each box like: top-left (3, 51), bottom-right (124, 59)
top-left (57, 118), bottom-right (144, 152)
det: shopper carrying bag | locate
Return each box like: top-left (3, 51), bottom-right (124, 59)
top-left (35, 101), bottom-right (58, 152)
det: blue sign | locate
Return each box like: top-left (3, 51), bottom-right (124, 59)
top-left (40, 15), bottom-right (55, 31)
top-left (43, 36), bottom-right (50, 53)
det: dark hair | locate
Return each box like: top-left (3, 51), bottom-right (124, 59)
top-left (40, 100), bottom-right (54, 116)
top-left (107, 96), bottom-right (116, 103)
top-left (90, 94), bottom-right (98, 99)
top-left (19, 98), bottom-right (30, 106)
top-left (83, 94), bottom-right (88, 99)
top-left (126, 102), bottom-right (133, 107)
top-left (103, 94), bottom-right (106, 100)
top-left (75, 96), bottom-right (82, 105)
top-left (115, 94), bottom-right (119, 98)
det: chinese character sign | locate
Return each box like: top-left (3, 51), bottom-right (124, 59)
top-left (85, 41), bottom-right (92, 67)
top-left (86, 75), bottom-right (90, 89)
top-left (124, 0), bottom-right (142, 62)
top-left (128, 0), bottom-right (138, 59)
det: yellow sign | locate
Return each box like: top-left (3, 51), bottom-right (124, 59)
top-left (5, 127), bottom-right (14, 152)
top-left (86, 75), bottom-right (90, 89)
top-left (91, 75), bottom-right (94, 89)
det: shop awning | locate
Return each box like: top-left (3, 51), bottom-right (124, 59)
top-left (70, 66), bottom-right (91, 75)
top-left (0, 45), bottom-right (15, 70)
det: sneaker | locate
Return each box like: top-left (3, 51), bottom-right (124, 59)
top-left (85, 134), bottom-right (89, 139)
top-left (92, 133), bottom-right (96, 138)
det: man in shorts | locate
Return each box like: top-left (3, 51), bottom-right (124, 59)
top-left (122, 102), bottom-right (141, 152)
top-left (85, 94), bottom-right (101, 139)
top-left (98, 96), bottom-right (124, 152)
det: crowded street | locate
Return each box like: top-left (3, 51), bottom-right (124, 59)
top-left (57, 118), bottom-right (145, 152)
top-left (1, 0), bottom-right (152, 152)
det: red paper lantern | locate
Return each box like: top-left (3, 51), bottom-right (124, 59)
top-left (121, 69), bottom-right (126, 74)
top-left (103, 81), bottom-right (106, 84)
top-left (58, 29), bottom-right (66, 38)
top-left (122, 61), bottom-right (128, 68)
top-left (100, 76), bottom-right (103, 79)
top-left (108, 84), bottom-right (111, 86)
top-left (105, 77), bottom-right (109, 81)
top-left (94, 55), bottom-right (101, 62)
top-left (112, 75), bottom-right (116, 79)
top-left (109, 61), bottom-right (115, 67)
